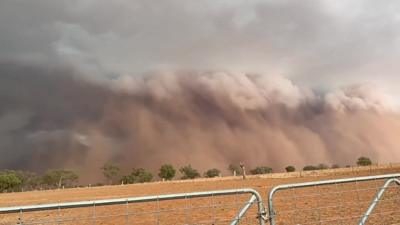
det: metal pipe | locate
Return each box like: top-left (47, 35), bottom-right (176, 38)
top-left (358, 178), bottom-right (400, 225)
top-left (268, 173), bottom-right (400, 225)
top-left (230, 194), bottom-right (257, 225)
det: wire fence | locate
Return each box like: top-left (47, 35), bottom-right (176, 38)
top-left (268, 174), bottom-right (400, 225)
top-left (1, 174), bottom-right (400, 225)
top-left (0, 189), bottom-right (266, 225)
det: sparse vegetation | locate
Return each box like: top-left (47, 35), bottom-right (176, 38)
top-left (0, 156), bottom-right (384, 192)
top-left (14, 170), bottom-right (40, 189)
top-left (285, 166), bottom-right (296, 172)
top-left (101, 163), bottom-right (120, 184)
top-left (41, 169), bottom-right (79, 188)
top-left (228, 164), bottom-right (243, 175)
top-left (121, 168), bottom-right (153, 184)
top-left (303, 165), bottom-right (318, 171)
top-left (179, 165), bottom-right (200, 179)
top-left (204, 168), bottom-right (221, 178)
top-left (303, 164), bottom-right (329, 171)
top-left (250, 166), bottom-right (273, 175)
top-left (0, 172), bottom-right (22, 192)
top-left (317, 163), bottom-right (329, 170)
top-left (331, 164), bottom-right (340, 169)
top-left (159, 164), bottom-right (176, 180)
top-left (357, 157), bottom-right (372, 166)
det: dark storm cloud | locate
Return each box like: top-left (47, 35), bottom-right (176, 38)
top-left (0, 62), bottom-right (109, 171)
top-left (1, 1), bottom-right (400, 181)
top-left (1, 61), bottom-right (400, 183)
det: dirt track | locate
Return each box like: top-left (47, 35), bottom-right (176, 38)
top-left (1, 165), bottom-right (400, 225)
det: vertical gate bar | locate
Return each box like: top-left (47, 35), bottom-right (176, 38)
top-left (291, 186), bottom-right (298, 225)
top-left (211, 193), bottom-right (216, 224)
top-left (314, 184), bottom-right (322, 225)
top-left (156, 197), bottom-right (160, 225)
top-left (92, 202), bottom-right (96, 225)
top-left (184, 194), bottom-right (188, 225)
top-left (334, 182), bottom-right (344, 225)
top-left (233, 192), bottom-right (239, 225)
top-left (355, 180), bottom-right (362, 219)
top-left (250, 190), bottom-right (266, 225)
top-left (57, 204), bottom-right (61, 225)
top-left (125, 200), bottom-right (129, 225)
top-left (18, 209), bottom-right (23, 225)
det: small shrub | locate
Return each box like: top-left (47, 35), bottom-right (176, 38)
top-left (0, 172), bottom-right (22, 192)
top-left (285, 166), bottom-right (296, 172)
top-left (179, 165), bottom-right (200, 179)
top-left (303, 165), bottom-right (318, 171)
top-left (204, 168), bottom-right (221, 178)
top-left (158, 164), bottom-right (176, 180)
top-left (357, 157), bottom-right (372, 166)
top-left (121, 168), bottom-right (153, 184)
top-left (250, 166), bottom-right (273, 175)
top-left (317, 163), bottom-right (329, 170)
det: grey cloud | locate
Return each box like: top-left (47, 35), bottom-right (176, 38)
top-left (1, 0), bottom-right (400, 85)
top-left (1, 1), bottom-right (400, 181)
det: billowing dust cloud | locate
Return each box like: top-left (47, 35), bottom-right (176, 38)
top-left (1, 62), bottom-right (400, 182)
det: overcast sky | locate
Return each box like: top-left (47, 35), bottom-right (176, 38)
top-left (2, 1), bottom-right (400, 174)
top-left (1, 0), bottom-right (400, 97)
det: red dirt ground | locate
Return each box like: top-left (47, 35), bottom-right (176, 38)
top-left (1, 165), bottom-right (400, 225)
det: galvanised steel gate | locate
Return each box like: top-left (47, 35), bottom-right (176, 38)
top-left (0, 188), bottom-right (267, 225)
top-left (1, 173), bottom-right (400, 224)
top-left (268, 173), bottom-right (400, 225)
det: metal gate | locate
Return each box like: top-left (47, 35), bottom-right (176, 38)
top-left (268, 173), bottom-right (400, 225)
top-left (0, 188), bottom-right (267, 225)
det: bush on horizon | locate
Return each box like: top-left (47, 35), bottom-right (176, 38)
top-left (179, 165), bottom-right (200, 179)
top-left (159, 164), bottom-right (176, 180)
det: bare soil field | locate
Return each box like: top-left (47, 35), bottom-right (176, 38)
top-left (1, 165), bottom-right (400, 225)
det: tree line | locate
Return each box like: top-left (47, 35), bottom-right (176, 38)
top-left (0, 169), bottom-right (79, 192)
top-left (0, 156), bottom-right (373, 192)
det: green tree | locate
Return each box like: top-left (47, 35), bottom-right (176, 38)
top-left (357, 157), bottom-right (372, 166)
top-left (179, 165), bottom-right (200, 179)
top-left (120, 175), bottom-right (135, 184)
top-left (227, 164), bottom-right (243, 175)
top-left (0, 172), bottom-right (22, 192)
top-left (204, 168), bottom-right (221, 178)
top-left (285, 166), bottom-right (296, 172)
top-left (158, 164), bottom-right (176, 180)
top-left (121, 168), bottom-right (153, 184)
top-left (101, 163), bottom-right (120, 185)
top-left (41, 170), bottom-right (78, 188)
top-left (131, 168), bottom-right (153, 183)
top-left (250, 166), bottom-right (273, 175)
top-left (14, 170), bottom-right (40, 190)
